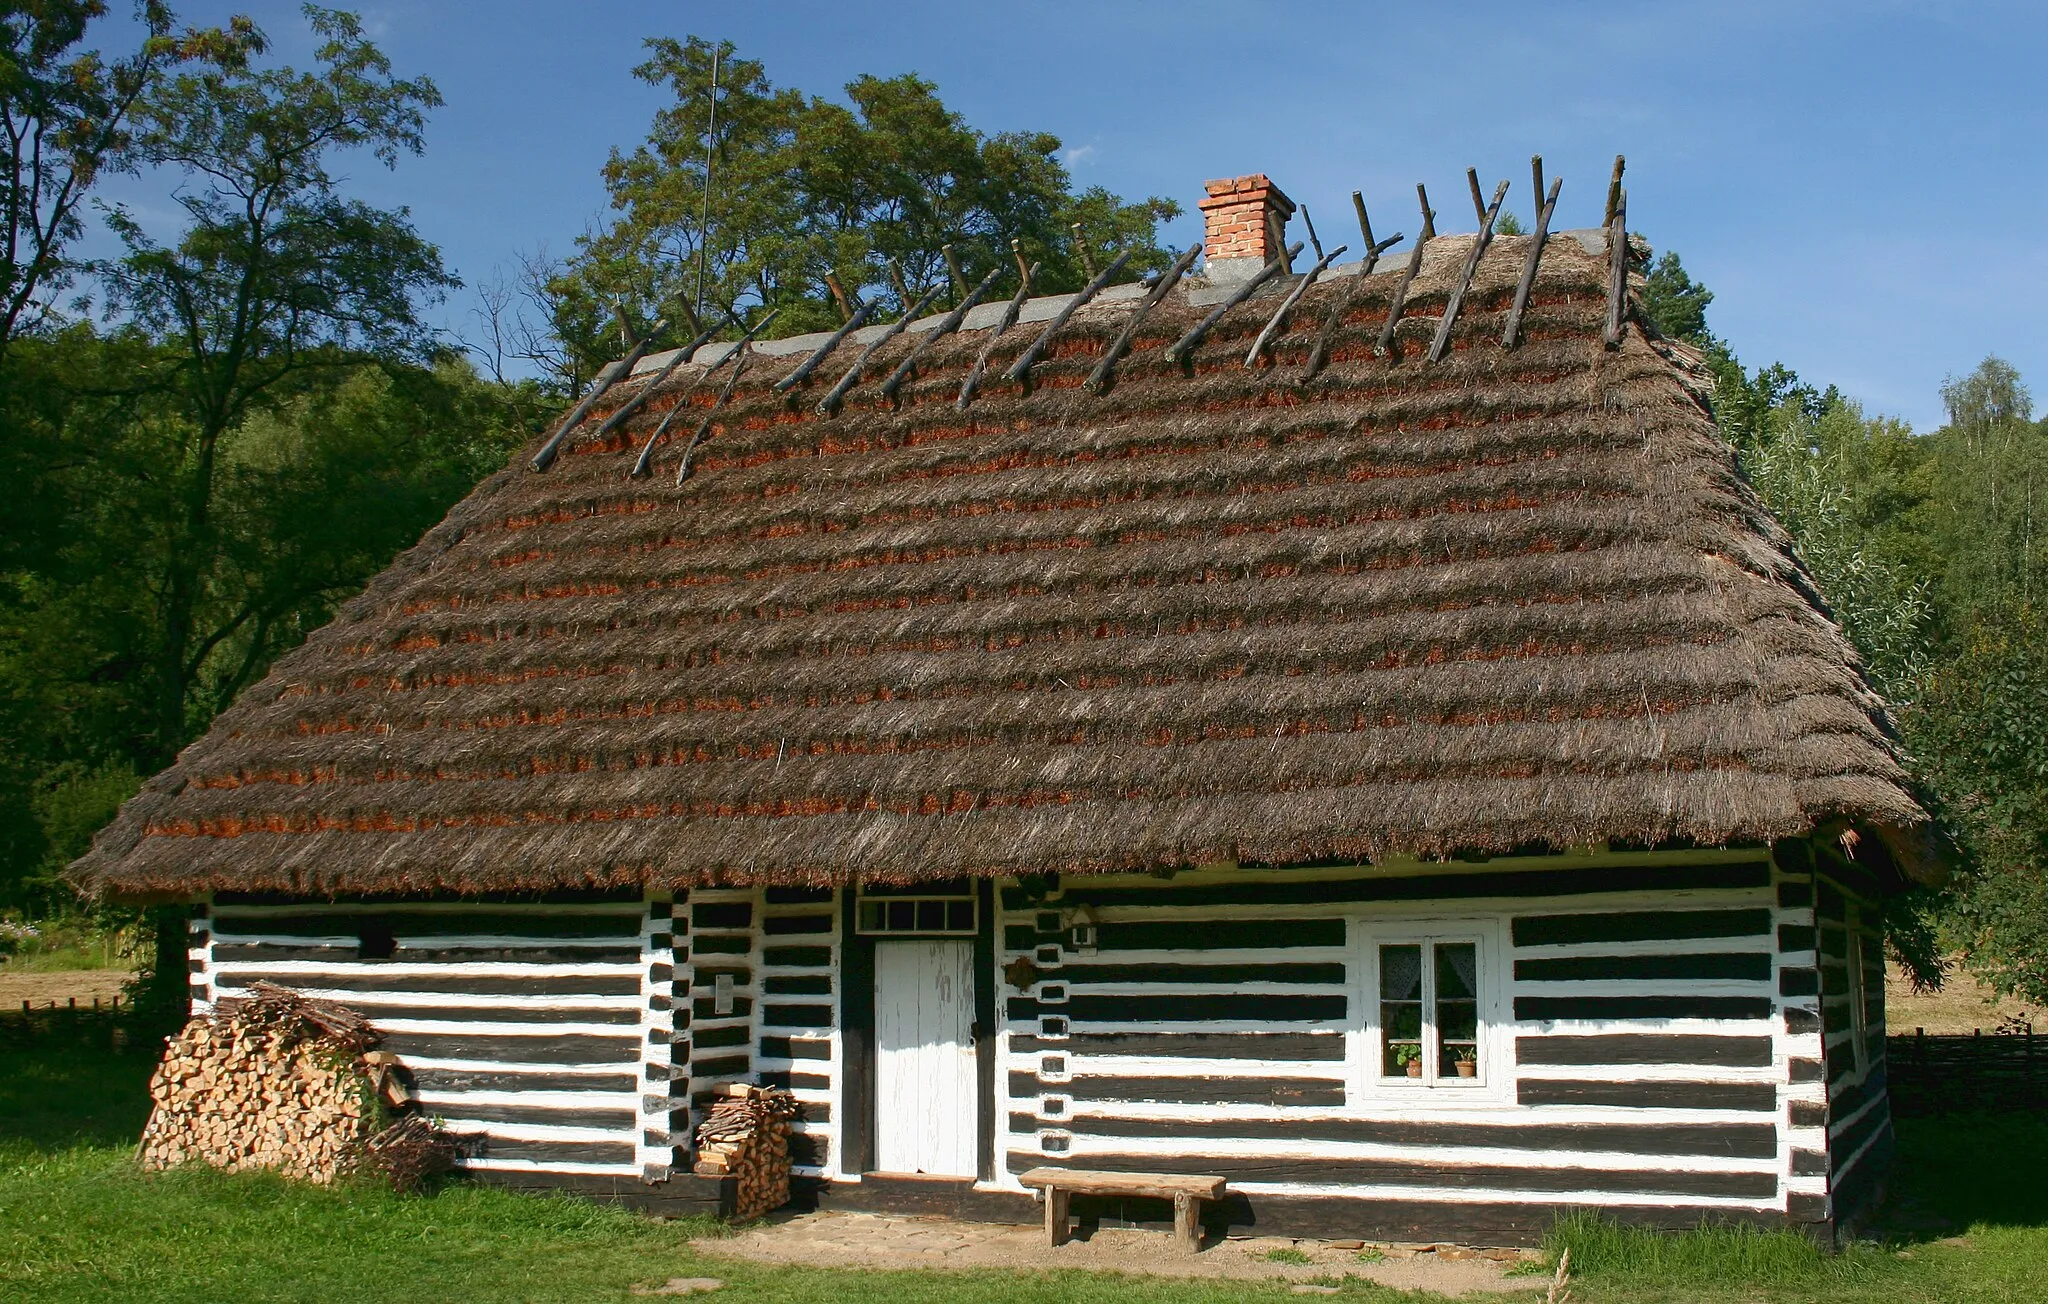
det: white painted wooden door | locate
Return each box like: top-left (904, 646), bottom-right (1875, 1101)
top-left (874, 939), bottom-right (978, 1176)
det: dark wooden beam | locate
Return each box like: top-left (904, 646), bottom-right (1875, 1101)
top-left (1245, 241), bottom-right (1348, 368)
top-left (1425, 177), bottom-right (1509, 364)
top-left (772, 297), bottom-right (879, 394)
top-left (1502, 167), bottom-right (1562, 350)
top-left (1164, 241), bottom-right (1304, 367)
top-left (1002, 248), bottom-right (1133, 387)
top-left (1605, 186), bottom-right (1629, 349)
top-left (955, 259), bottom-right (1040, 411)
top-left (817, 282), bottom-right (946, 415)
top-left (1374, 184), bottom-right (1437, 359)
top-left (882, 260), bottom-right (1008, 402)
top-left (529, 312), bottom-right (669, 472)
top-left (1085, 243), bottom-right (1202, 394)
top-left (1302, 231), bottom-right (1402, 380)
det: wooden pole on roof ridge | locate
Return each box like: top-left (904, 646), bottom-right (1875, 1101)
top-left (624, 307), bottom-right (775, 478)
top-left (1246, 240), bottom-right (1348, 369)
top-left (1427, 177), bottom-right (1510, 363)
top-left (1604, 155), bottom-right (1626, 227)
top-left (1530, 155), bottom-right (1546, 226)
top-left (1164, 240), bottom-right (1304, 367)
top-left (957, 257), bottom-right (1041, 410)
top-left (1302, 229), bottom-right (1402, 380)
top-left (530, 307), bottom-right (670, 472)
top-left (1071, 223), bottom-right (1095, 278)
top-left (886, 259), bottom-right (912, 311)
top-left (822, 272), bottom-right (854, 323)
top-left (942, 243), bottom-right (967, 303)
top-left (1086, 241), bottom-right (1203, 394)
top-left (1604, 185), bottom-right (1629, 348)
top-left (1352, 191), bottom-right (1374, 253)
top-left (773, 296), bottom-right (879, 393)
top-left (1010, 238), bottom-right (1030, 284)
top-left (883, 259), bottom-right (1009, 402)
top-left (1502, 174), bottom-right (1563, 350)
top-left (818, 281), bottom-right (947, 415)
top-left (1300, 204), bottom-right (1325, 262)
top-left (1003, 247), bottom-right (1133, 387)
top-left (1265, 209), bottom-right (1295, 273)
top-left (593, 309), bottom-right (740, 448)
top-left (672, 353), bottom-right (752, 485)
top-left (1374, 184), bottom-right (1437, 358)
top-left (1466, 168), bottom-right (1487, 227)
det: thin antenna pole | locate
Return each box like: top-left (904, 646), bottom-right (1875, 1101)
top-left (694, 47), bottom-right (721, 326)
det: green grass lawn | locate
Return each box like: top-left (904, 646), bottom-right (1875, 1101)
top-left (3, 1018), bottom-right (2046, 1303)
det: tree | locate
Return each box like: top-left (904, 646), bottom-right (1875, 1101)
top-left (0, 1), bottom-right (252, 357)
top-left (547, 36), bottom-right (1180, 378)
top-left (1636, 250), bottom-right (1714, 347)
top-left (95, 3), bottom-right (454, 762)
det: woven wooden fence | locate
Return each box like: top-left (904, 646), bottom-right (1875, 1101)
top-left (1887, 1028), bottom-right (2046, 1115)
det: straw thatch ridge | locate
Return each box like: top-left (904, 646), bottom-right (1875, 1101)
top-left (72, 230), bottom-right (1933, 898)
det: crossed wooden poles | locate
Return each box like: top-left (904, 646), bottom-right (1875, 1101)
top-left (531, 155), bottom-right (1631, 480)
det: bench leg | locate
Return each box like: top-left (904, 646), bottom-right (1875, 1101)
top-left (1173, 1192), bottom-right (1199, 1253)
top-left (1045, 1187), bottom-right (1071, 1247)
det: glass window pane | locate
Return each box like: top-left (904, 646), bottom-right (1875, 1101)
top-left (888, 900), bottom-right (915, 930)
top-left (1435, 942), bottom-right (1480, 1079)
top-left (947, 900), bottom-right (975, 931)
top-left (1380, 944), bottom-right (1423, 1077)
top-left (917, 900), bottom-right (945, 930)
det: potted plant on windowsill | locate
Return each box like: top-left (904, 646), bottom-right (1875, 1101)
top-left (1452, 1047), bottom-right (1478, 1078)
top-left (1393, 1044), bottom-right (1422, 1078)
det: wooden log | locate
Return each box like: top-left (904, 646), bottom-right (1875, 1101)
top-left (529, 316), bottom-right (667, 471)
top-left (1502, 165), bottom-right (1562, 350)
top-left (1085, 243), bottom-right (1202, 394)
top-left (584, 312), bottom-right (735, 450)
top-left (1426, 177), bottom-right (1510, 363)
top-left (817, 282), bottom-right (947, 415)
top-left (881, 261), bottom-right (1007, 401)
top-left (1604, 187), bottom-right (1629, 349)
top-left (1301, 232), bottom-right (1403, 380)
top-left (1002, 248), bottom-right (1134, 387)
top-left (632, 309), bottom-right (778, 479)
top-left (955, 260), bottom-right (1041, 411)
top-left (1375, 184), bottom-right (1437, 358)
top-left (772, 297), bottom-right (880, 394)
top-left (1604, 154), bottom-right (1627, 226)
top-left (1243, 241), bottom-right (1348, 368)
top-left (1164, 241), bottom-right (1304, 366)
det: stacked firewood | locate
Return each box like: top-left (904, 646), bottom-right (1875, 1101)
top-left (138, 982), bottom-right (452, 1189)
top-left (691, 1083), bottom-right (800, 1220)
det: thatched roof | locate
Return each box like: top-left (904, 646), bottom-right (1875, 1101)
top-left (73, 226), bottom-right (1935, 899)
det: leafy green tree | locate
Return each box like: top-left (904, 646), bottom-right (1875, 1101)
top-left (1636, 250), bottom-right (1714, 347)
top-left (96, 3), bottom-right (454, 762)
top-left (548, 36), bottom-right (1180, 377)
top-left (0, 1), bottom-right (253, 356)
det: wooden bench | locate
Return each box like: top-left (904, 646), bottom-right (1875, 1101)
top-left (1018, 1167), bottom-right (1228, 1252)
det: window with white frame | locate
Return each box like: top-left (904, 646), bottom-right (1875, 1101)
top-left (1354, 919), bottom-right (1508, 1100)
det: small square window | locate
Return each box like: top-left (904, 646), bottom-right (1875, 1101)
top-left (1041, 1055), bottom-right (1067, 1077)
top-left (1038, 984), bottom-right (1066, 1003)
top-left (1035, 945), bottom-right (1062, 964)
top-left (1040, 1133), bottom-right (1070, 1154)
top-left (1042, 1097), bottom-right (1066, 1117)
top-left (1039, 1016), bottom-right (1068, 1038)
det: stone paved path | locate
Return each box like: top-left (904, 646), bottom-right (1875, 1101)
top-left (696, 1210), bottom-right (1540, 1295)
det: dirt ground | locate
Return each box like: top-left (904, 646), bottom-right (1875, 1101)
top-left (700, 1210), bottom-right (1538, 1294)
top-left (0, 965), bottom-right (134, 1010)
top-left (1886, 961), bottom-right (2038, 1034)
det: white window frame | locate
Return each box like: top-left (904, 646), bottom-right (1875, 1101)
top-left (1348, 915), bottom-right (1512, 1107)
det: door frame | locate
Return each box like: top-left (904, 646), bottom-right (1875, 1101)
top-left (839, 878), bottom-right (995, 1180)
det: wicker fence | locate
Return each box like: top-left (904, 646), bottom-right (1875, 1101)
top-left (1887, 1028), bottom-right (2046, 1116)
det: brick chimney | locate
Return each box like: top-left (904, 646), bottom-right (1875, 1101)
top-left (1199, 174), bottom-right (1296, 282)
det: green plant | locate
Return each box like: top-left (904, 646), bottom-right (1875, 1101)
top-left (1262, 1246), bottom-right (1314, 1265)
top-left (1354, 1247), bottom-right (1386, 1264)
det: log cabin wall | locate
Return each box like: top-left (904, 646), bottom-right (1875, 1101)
top-left (992, 848), bottom-right (1831, 1242)
top-left (1812, 844), bottom-right (1892, 1230)
top-left (196, 891), bottom-right (675, 1184)
top-left (758, 886), bottom-right (841, 1176)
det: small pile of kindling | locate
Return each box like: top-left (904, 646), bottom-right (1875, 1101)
top-left (139, 981), bottom-right (456, 1190)
top-left (692, 1083), bottom-right (801, 1220)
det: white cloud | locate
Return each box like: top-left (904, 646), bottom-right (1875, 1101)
top-left (1063, 144), bottom-right (1099, 167)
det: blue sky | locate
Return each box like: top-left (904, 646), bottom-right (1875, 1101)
top-left (94, 1), bottom-right (2048, 430)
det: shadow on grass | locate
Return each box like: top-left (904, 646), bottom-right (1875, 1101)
top-left (0, 1015), bottom-right (163, 1153)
